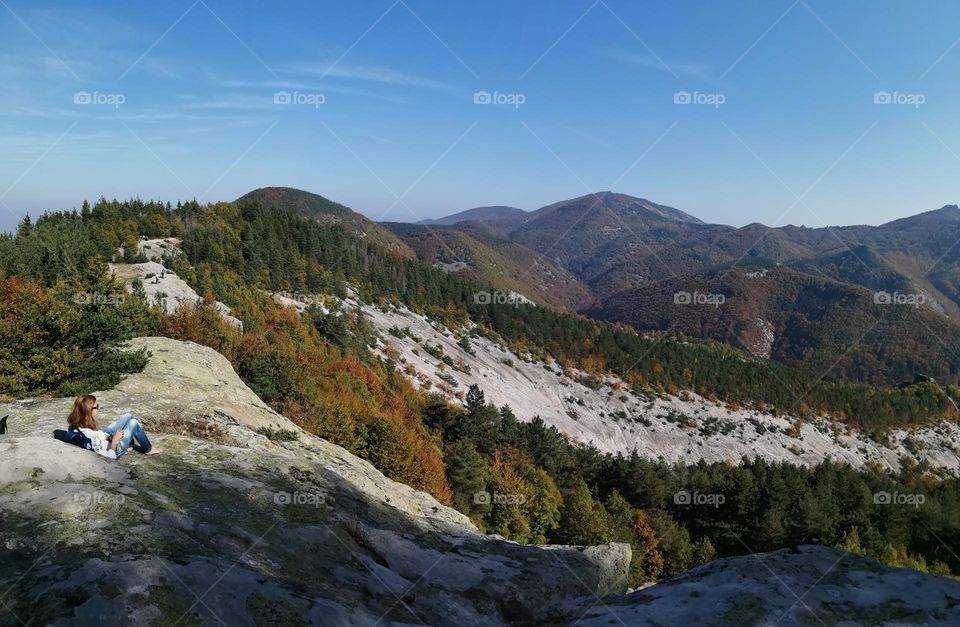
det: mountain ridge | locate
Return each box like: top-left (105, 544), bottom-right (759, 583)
top-left (420, 204), bottom-right (527, 226)
top-left (411, 189), bottom-right (960, 384)
top-left (6, 193), bottom-right (960, 623)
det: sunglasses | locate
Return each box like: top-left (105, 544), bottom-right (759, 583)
top-left (92, 405), bottom-right (100, 410)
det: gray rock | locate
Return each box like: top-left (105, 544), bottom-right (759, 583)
top-left (0, 337), bottom-right (629, 626)
top-left (3, 337), bottom-right (957, 625)
top-left (578, 545), bottom-right (960, 626)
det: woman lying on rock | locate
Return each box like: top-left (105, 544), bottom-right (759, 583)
top-left (67, 395), bottom-right (160, 459)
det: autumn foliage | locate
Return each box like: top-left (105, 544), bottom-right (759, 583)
top-left (169, 291), bottom-right (452, 504)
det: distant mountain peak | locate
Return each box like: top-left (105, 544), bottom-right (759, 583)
top-left (421, 205), bottom-right (527, 226)
top-left (879, 203), bottom-right (960, 231)
top-left (533, 192), bottom-right (704, 224)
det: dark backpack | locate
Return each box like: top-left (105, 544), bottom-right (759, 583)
top-left (53, 428), bottom-right (94, 450)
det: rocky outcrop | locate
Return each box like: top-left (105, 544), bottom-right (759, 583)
top-left (3, 337), bottom-right (958, 625)
top-left (580, 545), bottom-right (960, 626)
top-left (0, 337), bottom-right (629, 626)
top-left (109, 245), bottom-right (242, 330)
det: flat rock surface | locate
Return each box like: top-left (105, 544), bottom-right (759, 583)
top-left (579, 545), bottom-right (960, 626)
top-left (0, 337), bottom-right (629, 626)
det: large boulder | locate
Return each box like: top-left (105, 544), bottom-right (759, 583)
top-left (0, 337), bottom-right (630, 626)
top-left (579, 545), bottom-right (960, 626)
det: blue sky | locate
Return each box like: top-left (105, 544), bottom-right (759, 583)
top-left (2, 0), bottom-right (960, 232)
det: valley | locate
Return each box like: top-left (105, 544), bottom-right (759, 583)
top-left (4, 192), bottom-right (960, 625)
top-left (408, 191), bottom-right (960, 388)
top-left (7, 4), bottom-right (960, 623)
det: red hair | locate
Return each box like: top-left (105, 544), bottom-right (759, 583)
top-left (68, 395), bottom-right (97, 430)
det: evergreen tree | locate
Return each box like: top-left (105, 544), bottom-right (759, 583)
top-left (465, 384), bottom-right (485, 413)
top-left (555, 479), bottom-right (610, 545)
top-left (445, 440), bottom-right (489, 516)
top-left (690, 536), bottom-right (716, 567)
top-left (663, 526), bottom-right (693, 577)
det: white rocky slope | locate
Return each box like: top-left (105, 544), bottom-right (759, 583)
top-left (351, 300), bottom-right (960, 477)
top-left (0, 337), bottom-right (629, 626)
top-left (117, 237), bottom-right (960, 478)
top-left (109, 238), bottom-right (242, 330)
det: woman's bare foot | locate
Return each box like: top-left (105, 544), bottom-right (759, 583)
top-left (145, 447), bottom-right (161, 456)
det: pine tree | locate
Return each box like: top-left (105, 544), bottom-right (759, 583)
top-left (690, 536), bottom-right (716, 567)
top-left (465, 384), bottom-right (485, 413)
top-left (445, 440), bottom-right (489, 516)
top-left (663, 526), bottom-right (693, 577)
top-left (837, 526), bottom-right (863, 555)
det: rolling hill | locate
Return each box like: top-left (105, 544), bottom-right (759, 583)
top-left (590, 263), bottom-right (960, 386)
top-left (422, 193), bottom-right (960, 385)
top-left (504, 192), bottom-right (714, 279)
top-left (7, 192), bottom-right (960, 611)
top-left (383, 221), bottom-right (593, 310)
top-left (223, 187), bottom-right (960, 386)
top-left (420, 205), bottom-right (528, 233)
top-left (237, 186), bottom-right (415, 259)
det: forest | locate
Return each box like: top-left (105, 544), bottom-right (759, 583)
top-left (1, 197), bottom-right (958, 584)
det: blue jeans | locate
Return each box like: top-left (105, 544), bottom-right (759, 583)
top-left (103, 413), bottom-right (153, 458)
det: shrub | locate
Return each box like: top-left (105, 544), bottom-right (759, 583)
top-left (256, 425), bottom-right (300, 442)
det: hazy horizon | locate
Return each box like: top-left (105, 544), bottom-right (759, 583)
top-left (3, 1), bottom-right (960, 232)
top-left (6, 185), bottom-right (956, 235)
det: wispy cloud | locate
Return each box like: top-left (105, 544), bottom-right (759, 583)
top-left (215, 79), bottom-right (313, 90)
top-left (212, 77), bottom-right (400, 100)
top-left (179, 93), bottom-right (281, 111)
top-left (285, 61), bottom-right (452, 91)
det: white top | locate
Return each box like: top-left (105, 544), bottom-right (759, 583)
top-left (78, 427), bottom-right (117, 459)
